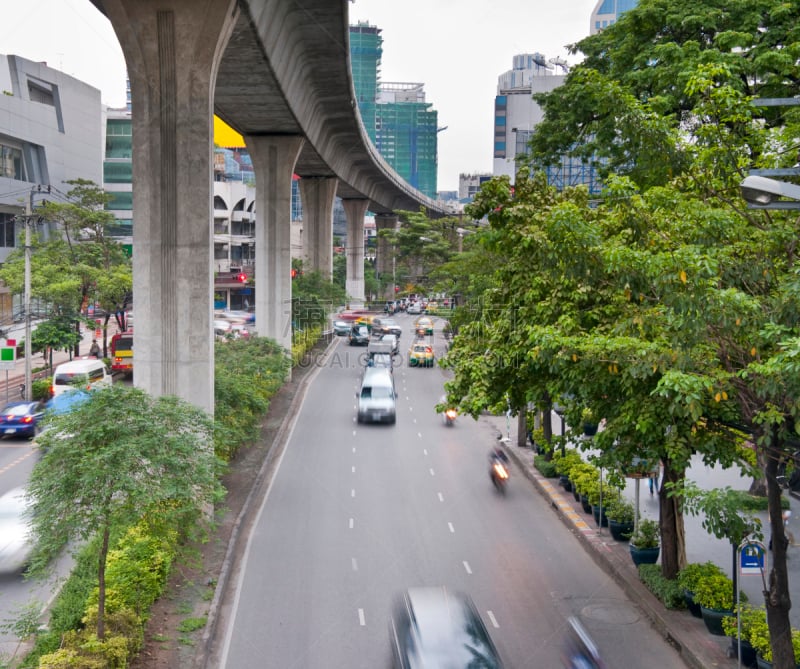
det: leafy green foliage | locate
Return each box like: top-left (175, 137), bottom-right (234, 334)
top-left (630, 519), bottom-right (660, 549)
top-left (691, 571), bottom-right (736, 611)
top-left (28, 385), bottom-right (221, 639)
top-left (637, 564), bottom-right (686, 610)
top-left (677, 561), bottom-right (727, 594)
top-left (533, 455), bottom-right (557, 478)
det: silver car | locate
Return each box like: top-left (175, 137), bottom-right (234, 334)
top-left (0, 487), bottom-right (32, 574)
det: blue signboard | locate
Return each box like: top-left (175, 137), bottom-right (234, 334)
top-left (740, 541), bottom-right (766, 575)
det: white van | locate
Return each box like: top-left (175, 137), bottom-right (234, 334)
top-left (51, 358), bottom-right (112, 397)
top-left (357, 368), bottom-right (397, 424)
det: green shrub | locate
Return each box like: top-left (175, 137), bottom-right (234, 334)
top-left (630, 519), bottom-right (660, 549)
top-left (605, 497), bottom-right (635, 524)
top-left (533, 455), bottom-right (558, 478)
top-left (677, 561), bottom-right (726, 594)
top-left (32, 378), bottom-right (51, 402)
top-left (552, 449), bottom-right (583, 477)
top-left (637, 564), bottom-right (686, 609)
top-left (721, 603), bottom-right (766, 645)
top-left (692, 571), bottom-right (736, 610)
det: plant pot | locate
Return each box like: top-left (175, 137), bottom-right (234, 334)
top-left (729, 638), bottom-right (757, 668)
top-left (583, 423), bottom-right (598, 436)
top-left (700, 606), bottom-right (733, 636)
top-left (561, 476), bottom-right (573, 492)
top-left (683, 589), bottom-right (702, 618)
top-left (592, 504), bottom-right (609, 527)
top-left (580, 495), bottom-right (592, 514)
top-left (608, 519), bottom-right (634, 542)
top-left (756, 653), bottom-right (772, 669)
top-left (573, 488), bottom-right (581, 502)
top-left (629, 544), bottom-right (659, 566)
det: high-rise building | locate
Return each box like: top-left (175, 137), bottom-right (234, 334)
top-left (493, 53), bottom-right (601, 196)
top-left (349, 22), bottom-right (438, 198)
top-left (590, 0), bottom-right (639, 34)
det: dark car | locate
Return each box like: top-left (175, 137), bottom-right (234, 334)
top-left (0, 401), bottom-right (45, 439)
top-left (332, 320), bottom-right (351, 336)
top-left (390, 587), bottom-right (505, 668)
top-left (349, 325), bottom-right (370, 346)
top-left (372, 317), bottom-right (402, 338)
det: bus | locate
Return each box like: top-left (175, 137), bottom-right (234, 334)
top-left (110, 330), bottom-right (134, 377)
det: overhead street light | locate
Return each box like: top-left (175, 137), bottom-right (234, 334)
top-left (740, 175), bottom-right (800, 209)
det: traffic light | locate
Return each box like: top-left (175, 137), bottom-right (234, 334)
top-left (237, 273), bottom-right (247, 283)
top-left (291, 268), bottom-right (298, 279)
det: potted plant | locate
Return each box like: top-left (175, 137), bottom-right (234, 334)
top-left (605, 497), bottom-right (635, 541)
top-left (571, 467), bottom-right (600, 514)
top-left (629, 518), bottom-right (660, 565)
top-left (692, 571), bottom-right (736, 636)
top-left (568, 462), bottom-right (595, 502)
top-left (553, 449), bottom-right (583, 491)
top-left (721, 604), bottom-right (764, 667)
top-left (677, 562), bottom-right (726, 618)
top-left (581, 408), bottom-right (598, 436)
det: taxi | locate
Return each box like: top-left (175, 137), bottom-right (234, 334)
top-left (408, 341), bottom-right (434, 367)
top-left (354, 314), bottom-right (377, 332)
top-left (414, 316), bottom-right (434, 336)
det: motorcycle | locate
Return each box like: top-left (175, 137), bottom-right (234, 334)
top-left (443, 408), bottom-right (457, 426)
top-left (489, 453), bottom-right (510, 493)
top-left (562, 616), bottom-right (606, 668)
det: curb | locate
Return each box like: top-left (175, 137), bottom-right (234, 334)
top-left (489, 424), bottom-right (723, 669)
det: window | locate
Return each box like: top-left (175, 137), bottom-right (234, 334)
top-left (0, 213), bottom-right (16, 248)
top-left (0, 144), bottom-right (23, 180)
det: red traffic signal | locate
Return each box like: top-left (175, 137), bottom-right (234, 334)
top-left (237, 273), bottom-right (247, 283)
top-left (291, 268), bottom-right (298, 279)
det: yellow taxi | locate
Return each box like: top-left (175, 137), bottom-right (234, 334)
top-left (355, 314), bottom-right (377, 331)
top-left (414, 316), bottom-right (434, 336)
top-left (408, 341), bottom-right (434, 367)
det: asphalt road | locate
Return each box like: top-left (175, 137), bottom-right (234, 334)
top-left (216, 313), bottom-right (686, 669)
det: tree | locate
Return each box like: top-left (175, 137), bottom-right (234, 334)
top-left (0, 179), bottom-right (132, 355)
top-left (27, 385), bottom-right (222, 640)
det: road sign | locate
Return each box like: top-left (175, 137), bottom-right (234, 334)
top-left (740, 541), bottom-right (766, 575)
top-left (0, 338), bottom-right (16, 371)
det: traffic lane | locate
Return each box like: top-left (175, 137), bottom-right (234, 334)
top-left (397, 359), bottom-right (684, 668)
top-left (220, 347), bottom-right (392, 668)
top-left (0, 439), bottom-right (39, 497)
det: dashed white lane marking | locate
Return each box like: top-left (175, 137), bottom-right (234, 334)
top-left (429, 468), bottom-right (435, 476)
top-left (438, 492), bottom-right (444, 502)
top-left (352, 557), bottom-right (358, 571)
top-left (349, 518), bottom-right (354, 529)
top-left (448, 522), bottom-right (455, 533)
top-left (352, 466), bottom-right (356, 473)
top-left (487, 611), bottom-right (499, 628)
top-left (358, 609), bottom-right (366, 626)
top-left (352, 447), bottom-right (356, 453)
top-left (418, 432), bottom-right (423, 438)
top-left (423, 449), bottom-right (428, 456)
top-left (463, 561), bottom-right (472, 574)
top-left (351, 489), bottom-right (356, 498)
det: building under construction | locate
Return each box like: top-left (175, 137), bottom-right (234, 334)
top-left (349, 22), bottom-right (438, 198)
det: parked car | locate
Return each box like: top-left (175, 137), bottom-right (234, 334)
top-left (0, 401), bottom-right (45, 439)
top-left (349, 325), bottom-right (370, 346)
top-left (372, 317), bottom-right (402, 338)
top-left (0, 487), bottom-right (33, 574)
top-left (332, 320), bottom-right (351, 336)
top-left (389, 587), bottom-right (505, 668)
top-left (408, 342), bottom-right (434, 367)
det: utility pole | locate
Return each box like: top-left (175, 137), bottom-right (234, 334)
top-left (23, 188), bottom-right (33, 401)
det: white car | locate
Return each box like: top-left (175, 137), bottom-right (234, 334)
top-left (407, 302), bottom-right (422, 315)
top-left (381, 334), bottom-right (399, 356)
top-left (0, 487), bottom-right (33, 573)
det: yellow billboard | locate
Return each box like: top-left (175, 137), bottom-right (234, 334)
top-left (214, 116), bottom-right (245, 148)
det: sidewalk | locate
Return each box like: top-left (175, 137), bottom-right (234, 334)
top-left (480, 412), bottom-right (794, 669)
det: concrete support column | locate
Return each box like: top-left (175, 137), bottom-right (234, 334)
top-left (298, 177), bottom-right (337, 278)
top-left (375, 213), bottom-right (398, 298)
top-left (246, 134), bottom-right (305, 352)
top-left (102, 0), bottom-right (238, 414)
top-left (341, 199), bottom-right (369, 306)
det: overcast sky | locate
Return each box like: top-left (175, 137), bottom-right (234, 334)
top-left (2, 0), bottom-right (599, 191)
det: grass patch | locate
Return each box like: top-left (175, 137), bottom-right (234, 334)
top-left (177, 616), bottom-right (207, 634)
